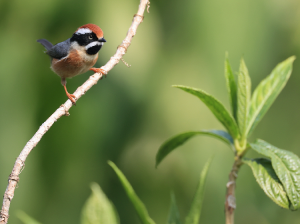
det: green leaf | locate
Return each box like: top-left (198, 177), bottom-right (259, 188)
top-left (167, 192), bottom-right (182, 224)
top-left (108, 161), bottom-right (156, 224)
top-left (81, 183), bottom-right (119, 224)
top-left (250, 139), bottom-right (300, 210)
top-left (237, 58), bottom-right (251, 140)
top-left (173, 85), bottom-right (240, 139)
top-left (184, 157), bottom-right (213, 224)
top-left (243, 158), bottom-right (289, 209)
top-left (224, 53), bottom-right (238, 120)
top-left (156, 130), bottom-right (234, 167)
top-left (16, 211), bottom-right (42, 224)
top-left (246, 56), bottom-right (295, 136)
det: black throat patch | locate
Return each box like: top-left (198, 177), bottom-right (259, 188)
top-left (87, 45), bottom-right (102, 55)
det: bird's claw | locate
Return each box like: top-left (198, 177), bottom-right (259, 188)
top-left (67, 93), bottom-right (76, 105)
top-left (90, 67), bottom-right (107, 78)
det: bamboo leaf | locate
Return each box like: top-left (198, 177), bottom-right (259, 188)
top-left (167, 193), bottom-right (182, 224)
top-left (173, 85), bottom-right (240, 139)
top-left (237, 58), bottom-right (251, 140)
top-left (250, 139), bottom-right (300, 210)
top-left (243, 158), bottom-right (289, 209)
top-left (246, 56), bottom-right (295, 136)
top-left (81, 183), bottom-right (119, 224)
top-left (224, 54), bottom-right (237, 119)
top-left (156, 130), bottom-right (233, 167)
top-left (184, 157), bottom-right (213, 224)
top-left (108, 161), bottom-right (156, 224)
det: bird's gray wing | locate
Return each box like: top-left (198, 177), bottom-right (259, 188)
top-left (46, 38), bottom-right (71, 60)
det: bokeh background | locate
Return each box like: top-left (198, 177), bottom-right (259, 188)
top-left (0, 0), bottom-right (300, 223)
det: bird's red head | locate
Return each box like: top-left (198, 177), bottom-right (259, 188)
top-left (76, 24), bottom-right (104, 39)
top-left (71, 23), bottom-right (106, 56)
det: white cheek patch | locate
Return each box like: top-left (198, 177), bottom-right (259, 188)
top-left (76, 28), bottom-right (92, 35)
top-left (85, 41), bottom-right (102, 50)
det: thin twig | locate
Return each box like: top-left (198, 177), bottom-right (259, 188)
top-left (121, 58), bottom-right (131, 67)
top-left (0, 0), bottom-right (150, 223)
top-left (225, 156), bottom-right (243, 224)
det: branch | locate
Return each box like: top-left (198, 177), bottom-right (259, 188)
top-left (225, 156), bottom-right (242, 224)
top-left (0, 0), bottom-right (150, 223)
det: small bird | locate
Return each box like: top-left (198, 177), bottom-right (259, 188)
top-left (37, 24), bottom-right (106, 104)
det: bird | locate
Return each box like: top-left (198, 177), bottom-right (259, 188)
top-left (37, 24), bottom-right (106, 105)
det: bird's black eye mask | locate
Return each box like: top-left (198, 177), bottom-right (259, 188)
top-left (70, 32), bottom-right (98, 46)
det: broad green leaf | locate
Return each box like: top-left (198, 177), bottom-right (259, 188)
top-left (246, 56), bottom-right (295, 136)
top-left (184, 157), bottom-right (213, 224)
top-left (173, 85), bottom-right (240, 139)
top-left (237, 58), bottom-right (251, 140)
top-left (16, 211), bottom-right (42, 224)
top-left (81, 183), bottom-right (119, 224)
top-left (108, 161), bottom-right (156, 224)
top-left (156, 130), bottom-right (234, 167)
top-left (243, 158), bottom-right (289, 209)
top-left (224, 54), bottom-right (237, 120)
top-left (250, 139), bottom-right (300, 210)
top-left (167, 193), bottom-right (182, 224)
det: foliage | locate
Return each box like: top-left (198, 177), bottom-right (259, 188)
top-left (81, 183), bottom-right (119, 224)
top-left (184, 157), bottom-right (212, 224)
top-left (249, 140), bottom-right (300, 210)
top-left (18, 160), bottom-right (212, 224)
top-left (108, 161), bottom-right (156, 224)
top-left (156, 55), bottom-right (300, 211)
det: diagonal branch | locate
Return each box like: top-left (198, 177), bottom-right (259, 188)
top-left (0, 0), bottom-right (149, 223)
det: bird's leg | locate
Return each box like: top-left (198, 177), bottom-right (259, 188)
top-left (64, 85), bottom-right (76, 105)
top-left (61, 78), bottom-right (76, 105)
top-left (89, 67), bottom-right (107, 78)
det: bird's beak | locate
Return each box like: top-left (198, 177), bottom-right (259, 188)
top-left (99, 38), bottom-right (106, 42)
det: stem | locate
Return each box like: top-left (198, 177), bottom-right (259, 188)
top-left (225, 156), bottom-right (243, 224)
top-left (234, 139), bottom-right (246, 155)
top-left (0, 1), bottom-right (150, 223)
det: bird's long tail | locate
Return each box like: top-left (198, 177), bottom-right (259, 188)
top-left (37, 39), bottom-right (53, 51)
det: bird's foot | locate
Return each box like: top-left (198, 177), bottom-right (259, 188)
top-left (90, 67), bottom-right (107, 78)
top-left (63, 83), bottom-right (76, 105)
top-left (66, 92), bottom-right (76, 105)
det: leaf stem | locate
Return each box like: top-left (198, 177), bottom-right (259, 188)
top-left (225, 156), bottom-right (243, 224)
top-left (234, 139), bottom-right (244, 154)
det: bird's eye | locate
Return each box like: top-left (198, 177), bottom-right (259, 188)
top-left (88, 35), bottom-right (93, 40)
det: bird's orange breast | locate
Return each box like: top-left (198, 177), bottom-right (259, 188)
top-left (51, 49), bottom-right (98, 79)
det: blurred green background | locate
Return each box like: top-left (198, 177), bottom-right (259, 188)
top-left (0, 0), bottom-right (300, 223)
